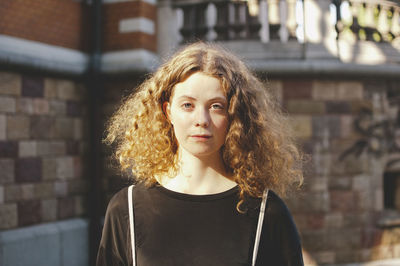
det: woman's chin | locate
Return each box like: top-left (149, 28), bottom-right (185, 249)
top-left (181, 146), bottom-right (221, 159)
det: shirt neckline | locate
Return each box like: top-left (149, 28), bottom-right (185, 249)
top-left (154, 183), bottom-right (239, 202)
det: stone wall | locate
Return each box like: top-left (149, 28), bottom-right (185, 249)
top-left (274, 78), bottom-right (400, 265)
top-left (0, 71), bottom-right (88, 230)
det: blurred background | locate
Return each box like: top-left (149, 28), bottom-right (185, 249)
top-left (0, 0), bottom-right (399, 265)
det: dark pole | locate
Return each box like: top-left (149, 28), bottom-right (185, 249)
top-left (87, 0), bottom-right (103, 264)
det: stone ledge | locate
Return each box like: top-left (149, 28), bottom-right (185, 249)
top-left (101, 49), bottom-right (159, 74)
top-left (0, 218), bottom-right (89, 266)
top-left (248, 59), bottom-right (400, 79)
top-left (0, 35), bottom-right (159, 76)
top-left (377, 211), bottom-right (400, 228)
top-left (1, 34), bottom-right (400, 79)
top-left (219, 40), bottom-right (304, 60)
top-left (0, 35), bottom-right (89, 76)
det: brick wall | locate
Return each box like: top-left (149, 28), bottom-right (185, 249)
top-left (0, 71), bottom-right (88, 230)
top-left (103, 1), bottom-right (157, 52)
top-left (0, 0), bottom-right (89, 51)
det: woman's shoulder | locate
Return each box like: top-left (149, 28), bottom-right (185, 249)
top-left (257, 191), bottom-right (304, 265)
top-left (264, 190), bottom-right (300, 234)
top-left (242, 190), bottom-right (291, 219)
top-left (105, 183), bottom-right (149, 213)
top-left (266, 190), bottom-right (292, 217)
top-left (105, 185), bottom-right (132, 217)
top-left (246, 190), bottom-right (290, 212)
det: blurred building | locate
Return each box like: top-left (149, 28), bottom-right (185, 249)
top-left (0, 0), bottom-right (399, 265)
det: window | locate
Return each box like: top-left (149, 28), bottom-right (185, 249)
top-left (384, 171), bottom-right (400, 210)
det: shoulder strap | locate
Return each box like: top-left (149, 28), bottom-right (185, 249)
top-left (128, 185), bottom-right (136, 266)
top-left (252, 189), bottom-right (269, 266)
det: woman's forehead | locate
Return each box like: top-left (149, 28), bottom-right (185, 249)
top-left (172, 72), bottom-right (225, 99)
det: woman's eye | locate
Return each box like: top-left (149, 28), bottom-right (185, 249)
top-left (182, 103), bottom-right (193, 109)
top-left (211, 104), bottom-right (224, 110)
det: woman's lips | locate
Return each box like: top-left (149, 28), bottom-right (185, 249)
top-left (190, 135), bottom-right (211, 141)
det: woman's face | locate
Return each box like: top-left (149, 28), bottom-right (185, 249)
top-left (164, 72), bottom-right (229, 159)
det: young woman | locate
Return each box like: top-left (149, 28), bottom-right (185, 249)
top-left (97, 42), bottom-right (304, 266)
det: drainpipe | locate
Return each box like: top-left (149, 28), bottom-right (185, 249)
top-left (87, 0), bottom-right (103, 264)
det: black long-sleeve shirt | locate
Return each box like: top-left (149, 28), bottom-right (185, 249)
top-left (97, 182), bottom-right (303, 266)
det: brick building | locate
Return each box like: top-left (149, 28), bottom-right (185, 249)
top-left (0, 0), bottom-right (399, 265)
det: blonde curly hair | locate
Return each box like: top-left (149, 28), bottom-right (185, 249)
top-left (104, 42), bottom-right (303, 209)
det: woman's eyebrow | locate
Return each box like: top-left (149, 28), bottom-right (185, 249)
top-left (208, 96), bottom-right (227, 103)
top-left (177, 95), bottom-right (227, 102)
top-left (177, 95), bottom-right (196, 100)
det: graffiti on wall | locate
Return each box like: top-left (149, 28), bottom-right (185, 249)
top-left (340, 88), bottom-right (400, 168)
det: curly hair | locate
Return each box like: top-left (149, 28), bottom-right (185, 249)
top-left (104, 42), bottom-right (303, 210)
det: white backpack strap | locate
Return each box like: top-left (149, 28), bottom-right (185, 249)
top-left (252, 189), bottom-right (269, 266)
top-left (128, 185), bottom-right (136, 266)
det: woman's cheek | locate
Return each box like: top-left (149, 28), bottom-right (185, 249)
top-left (175, 111), bottom-right (189, 121)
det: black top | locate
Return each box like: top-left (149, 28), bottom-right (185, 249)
top-left (97, 183), bottom-right (303, 266)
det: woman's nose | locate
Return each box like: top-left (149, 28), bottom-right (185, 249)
top-left (195, 107), bottom-right (210, 127)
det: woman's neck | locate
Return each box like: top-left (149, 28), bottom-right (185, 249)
top-left (160, 148), bottom-right (237, 195)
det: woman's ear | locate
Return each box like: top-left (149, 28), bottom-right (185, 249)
top-left (162, 101), bottom-right (172, 123)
